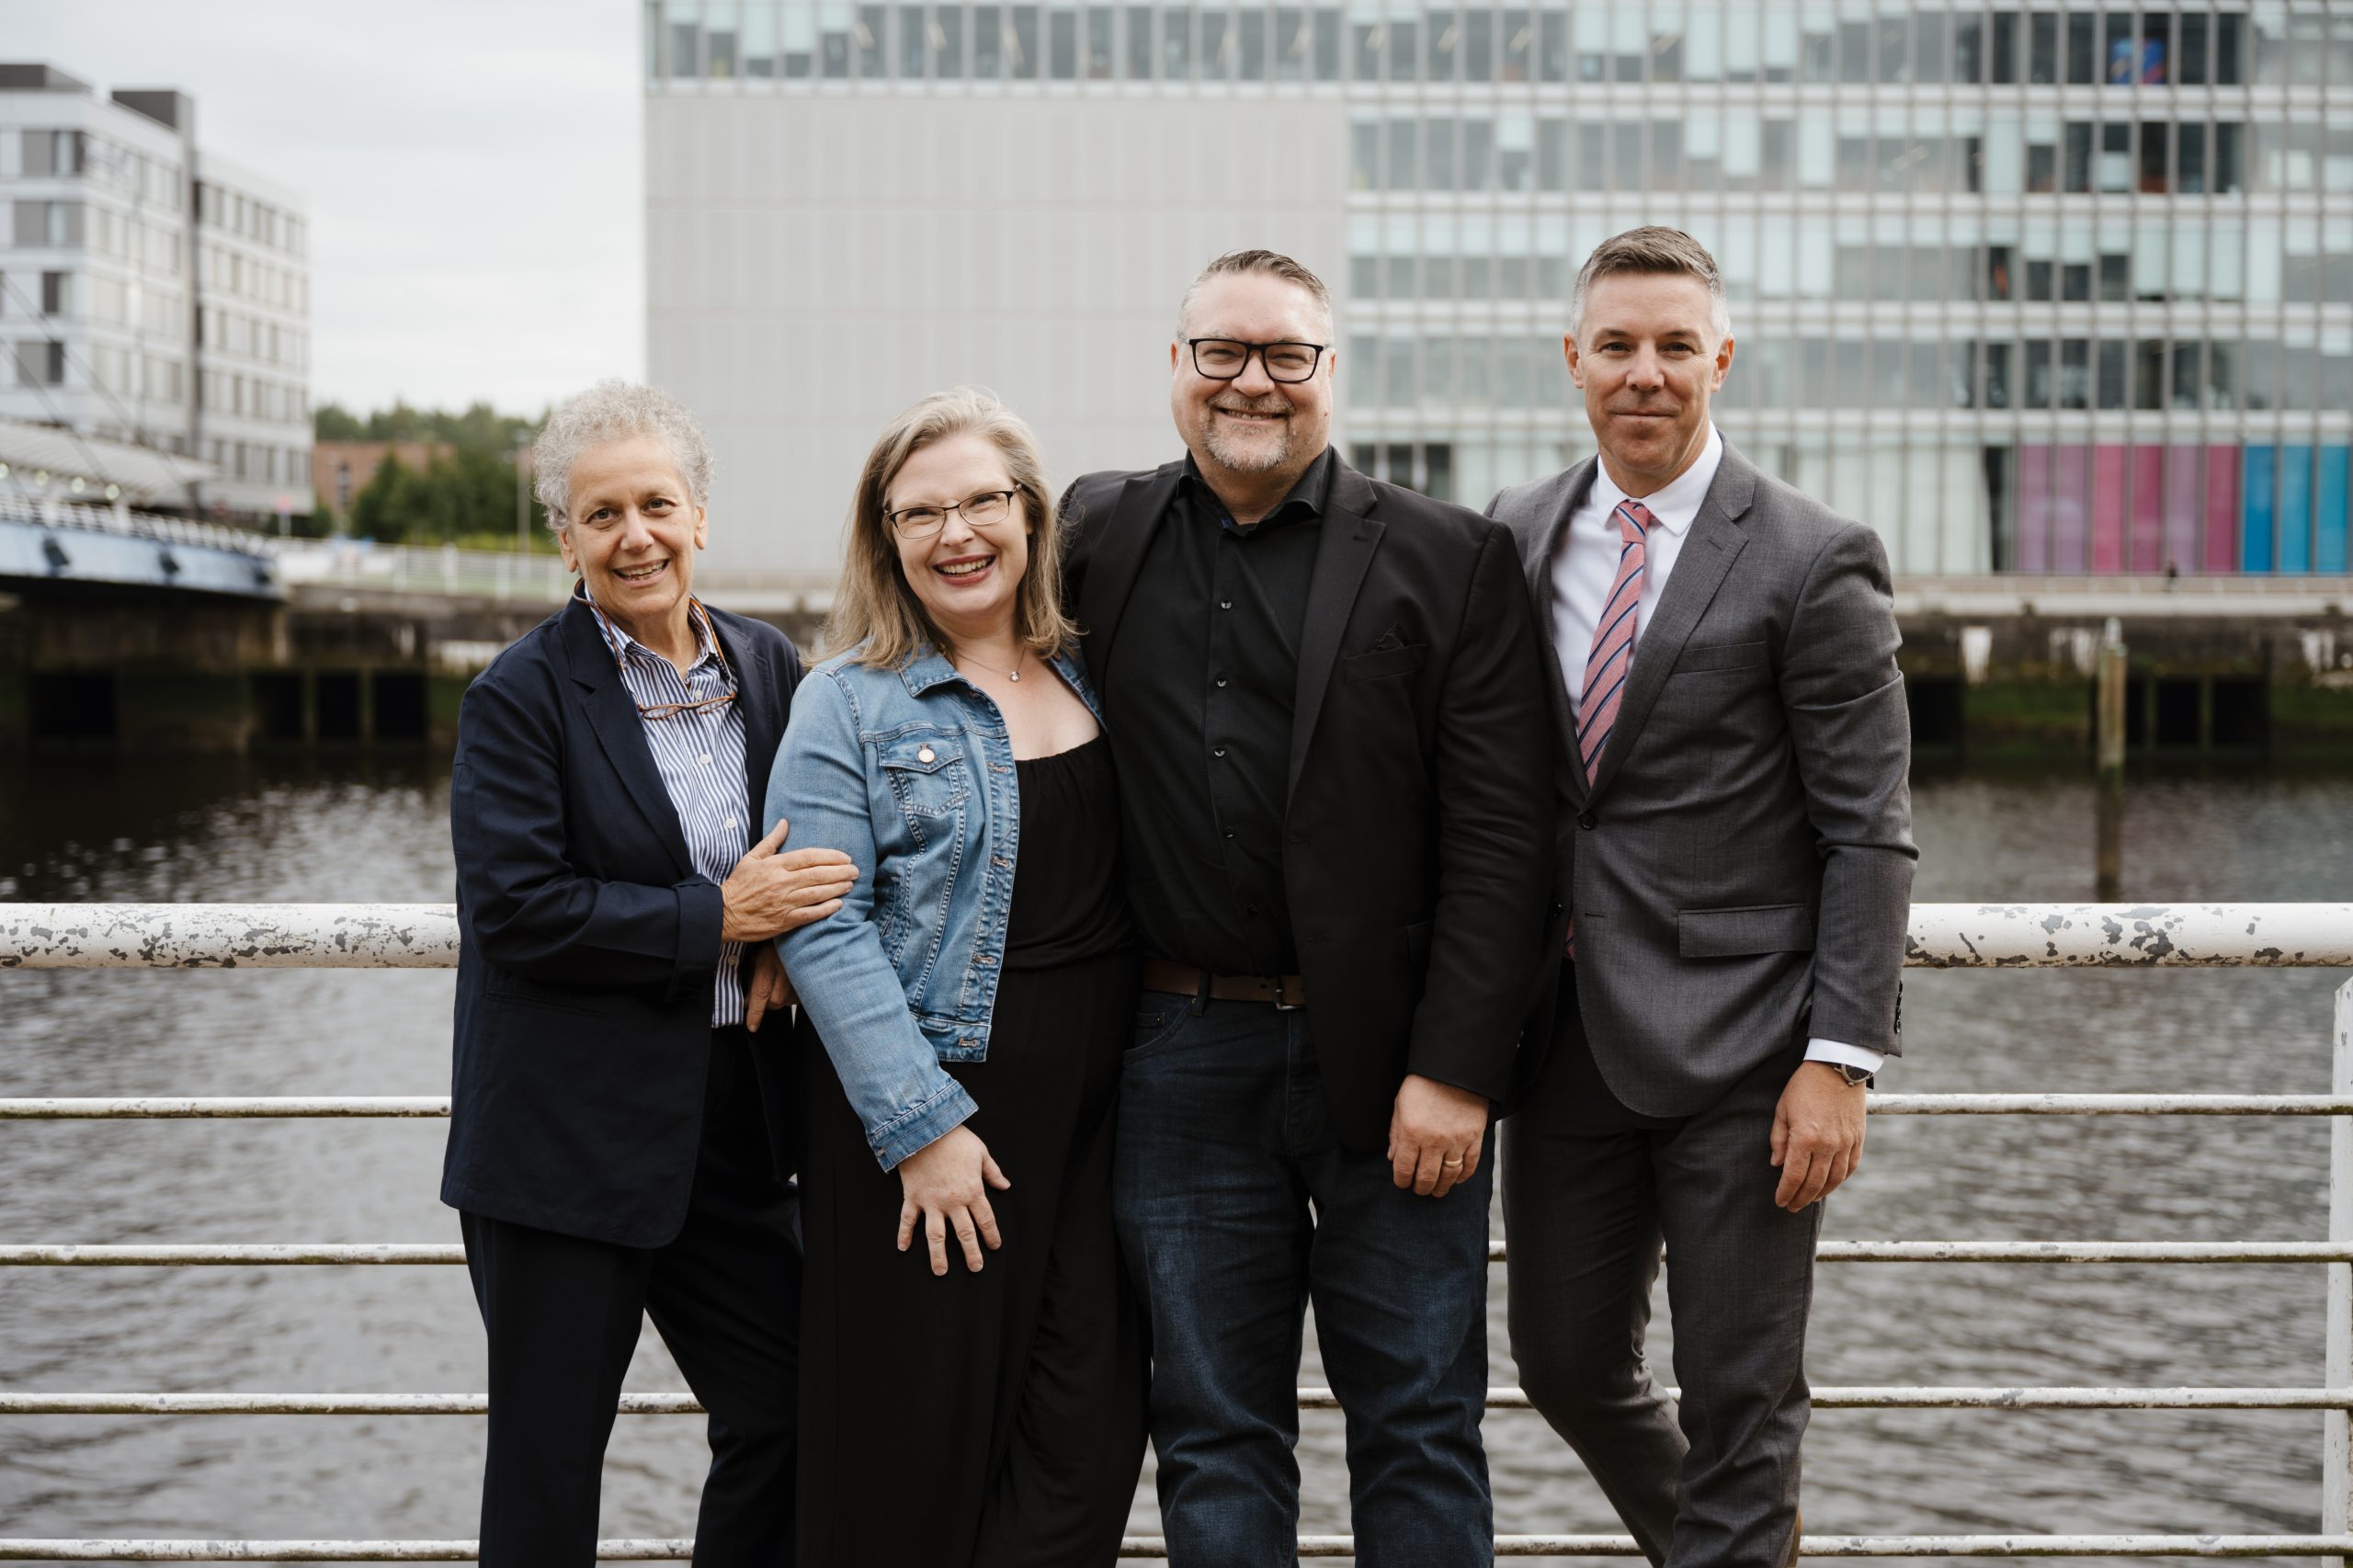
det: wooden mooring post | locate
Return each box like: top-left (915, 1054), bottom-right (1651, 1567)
top-left (2095, 617), bottom-right (2127, 900)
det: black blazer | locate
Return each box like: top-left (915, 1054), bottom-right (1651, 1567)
top-left (1063, 455), bottom-right (1557, 1151)
top-left (440, 596), bottom-right (803, 1248)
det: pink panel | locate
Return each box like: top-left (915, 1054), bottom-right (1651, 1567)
top-left (2203, 445), bottom-right (2241, 573)
top-left (2092, 445), bottom-right (2128, 574)
top-left (2054, 445), bottom-right (2091, 573)
top-left (2018, 445), bottom-right (2052, 571)
top-left (2130, 447), bottom-right (2165, 573)
top-left (2164, 445), bottom-right (2202, 574)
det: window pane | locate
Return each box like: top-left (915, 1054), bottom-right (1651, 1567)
top-left (1126, 4), bottom-right (1153, 74)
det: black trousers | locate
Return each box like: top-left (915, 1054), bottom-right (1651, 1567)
top-left (1502, 968), bottom-right (1821, 1568)
top-left (461, 1025), bottom-right (801, 1567)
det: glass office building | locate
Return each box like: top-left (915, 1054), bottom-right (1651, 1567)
top-left (647, 3), bottom-right (2352, 575)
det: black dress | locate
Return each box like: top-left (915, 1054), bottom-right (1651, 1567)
top-left (795, 734), bottom-right (1147, 1566)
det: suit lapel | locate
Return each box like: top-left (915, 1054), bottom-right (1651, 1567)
top-left (1076, 465), bottom-right (1182, 691)
top-left (563, 599), bottom-right (697, 881)
top-left (1583, 450), bottom-right (1756, 805)
top-left (710, 611), bottom-right (783, 822)
top-left (1287, 462), bottom-right (1385, 806)
top-left (1526, 460), bottom-right (1597, 807)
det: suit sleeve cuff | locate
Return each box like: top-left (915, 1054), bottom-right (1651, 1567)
top-left (675, 877), bottom-right (725, 978)
top-left (1806, 1038), bottom-right (1886, 1075)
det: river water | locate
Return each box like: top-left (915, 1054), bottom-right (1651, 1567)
top-left (1, 755), bottom-right (2348, 1563)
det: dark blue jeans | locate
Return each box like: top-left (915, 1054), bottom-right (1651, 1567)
top-left (1114, 994), bottom-right (1494, 1567)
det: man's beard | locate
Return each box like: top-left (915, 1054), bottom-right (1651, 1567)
top-left (1200, 404), bottom-right (1294, 473)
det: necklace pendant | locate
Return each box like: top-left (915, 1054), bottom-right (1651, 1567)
top-left (1006, 669), bottom-right (1020, 681)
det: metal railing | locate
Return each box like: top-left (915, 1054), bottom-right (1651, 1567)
top-left (0, 491), bottom-right (278, 563)
top-left (3, 901), bottom-right (2351, 1562)
top-left (266, 540), bottom-right (840, 614)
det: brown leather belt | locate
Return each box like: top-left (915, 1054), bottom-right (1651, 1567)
top-left (1141, 958), bottom-right (1308, 1011)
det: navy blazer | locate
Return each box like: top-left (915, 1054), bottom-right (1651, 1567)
top-left (441, 595), bottom-right (804, 1247)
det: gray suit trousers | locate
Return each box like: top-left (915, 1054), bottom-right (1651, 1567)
top-left (1503, 971), bottom-right (1822, 1568)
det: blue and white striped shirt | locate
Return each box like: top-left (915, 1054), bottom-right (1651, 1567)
top-left (583, 591), bottom-right (752, 1028)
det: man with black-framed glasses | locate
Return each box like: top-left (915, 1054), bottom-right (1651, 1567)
top-left (1059, 248), bottom-right (1556, 1566)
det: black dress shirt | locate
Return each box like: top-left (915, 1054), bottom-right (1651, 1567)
top-left (1100, 448), bottom-right (1335, 975)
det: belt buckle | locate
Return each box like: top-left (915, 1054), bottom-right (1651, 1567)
top-left (1270, 975), bottom-right (1302, 1012)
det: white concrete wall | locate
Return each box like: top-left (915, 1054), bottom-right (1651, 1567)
top-left (647, 95), bottom-right (1350, 573)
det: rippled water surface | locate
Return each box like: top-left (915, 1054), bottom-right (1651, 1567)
top-left (1, 756), bottom-right (2349, 1563)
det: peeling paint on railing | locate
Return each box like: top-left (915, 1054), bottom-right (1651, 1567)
top-left (1905, 903), bottom-right (2353, 968)
top-left (0, 905), bottom-right (460, 969)
top-left (5, 1534), bottom-right (2353, 1560)
top-left (4, 1386), bottom-right (2346, 1417)
top-left (6, 903), bottom-right (2348, 971)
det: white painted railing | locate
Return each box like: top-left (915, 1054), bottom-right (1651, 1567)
top-left (2, 902), bottom-right (2350, 1562)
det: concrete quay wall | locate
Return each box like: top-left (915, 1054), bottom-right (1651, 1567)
top-left (0, 575), bottom-right (2345, 763)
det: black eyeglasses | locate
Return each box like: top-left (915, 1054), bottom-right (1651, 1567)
top-left (887, 489), bottom-right (1017, 539)
top-left (1186, 338), bottom-right (1328, 383)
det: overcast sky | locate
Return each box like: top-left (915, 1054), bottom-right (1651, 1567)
top-left (10, 0), bottom-right (643, 417)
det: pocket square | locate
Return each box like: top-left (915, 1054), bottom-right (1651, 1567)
top-left (1370, 625), bottom-right (1407, 653)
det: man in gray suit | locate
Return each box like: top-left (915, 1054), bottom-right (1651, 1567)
top-left (1489, 226), bottom-right (1915, 1568)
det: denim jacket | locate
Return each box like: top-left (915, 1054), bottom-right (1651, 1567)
top-left (767, 642), bottom-right (1103, 1169)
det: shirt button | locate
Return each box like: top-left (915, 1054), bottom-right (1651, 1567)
top-left (1219, 599), bottom-right (1233, 610)
top-left (1223, 827), bottom-right (1236, 839)
top-left (1212, 746), bottom-right (1227, 758)
top-left (723, 818), bottom-right (738, 831)
top-left (1214, 676), bottom-right (1229, 688)
top-left (698, 753), bottom-right (713, 766)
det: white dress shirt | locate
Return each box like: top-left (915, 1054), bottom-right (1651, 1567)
top-left (1549, 426), bottom-right (1884, 1080)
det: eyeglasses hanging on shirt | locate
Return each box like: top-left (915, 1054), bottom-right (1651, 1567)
top-left (577, 587), bottom-right (741, 722)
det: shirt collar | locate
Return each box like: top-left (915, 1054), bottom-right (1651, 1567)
top-left (579, 586), bottom-right (725, 676)
top-left (1586, 425), bottom-right (1723, 539)
top-left (1180, 446), bottom-right (1335, 533)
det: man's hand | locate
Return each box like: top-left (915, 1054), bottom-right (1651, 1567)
top-left (1388, 1074), bottom-right (1491, 1199)
top-left (720, 816), bottom-right (858, 942)
top-left (745, 943), bottom-right (793, 1032)
top-left (1769, 1062), bottom-right (1869, 1211)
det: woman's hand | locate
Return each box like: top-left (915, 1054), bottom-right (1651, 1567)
top-left (895, 1125), bottom-right (1010, 1276)
top-left (721, 817), bottom-right (858, 942)
top-left (745, 944), bottom-right (793, 1032)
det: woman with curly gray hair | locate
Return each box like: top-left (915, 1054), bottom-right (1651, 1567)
top-left (442, 378), bottom-right (854, 1564)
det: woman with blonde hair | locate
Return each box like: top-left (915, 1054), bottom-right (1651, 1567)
top-left (767, 387), bottom-right (1145, 1563)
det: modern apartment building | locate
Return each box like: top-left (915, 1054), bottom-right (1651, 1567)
top-left (0, 63), bottom-right (311, 523)
top-left (647, 3), bottom-right (2350, 575)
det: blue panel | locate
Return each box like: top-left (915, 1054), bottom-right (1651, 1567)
top-left (2242, 445), bottom-right (2275, 573)
top-left (2279, 445), bottom-right (2314, 574)
top-left (2319, 447), bottom-right (2349, 575)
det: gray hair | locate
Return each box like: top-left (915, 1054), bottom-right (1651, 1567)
top-left (1177, 248), bottom-right (1336, 342)
top-left (531, 379), bottom-right (714, 530)
top-left (1567, 226), bottom-right (1733, 349)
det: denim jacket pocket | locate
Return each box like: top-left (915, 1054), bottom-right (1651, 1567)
top-left (879, 733), bottom-right (972, 834)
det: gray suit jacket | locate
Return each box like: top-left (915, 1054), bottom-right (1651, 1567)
top-left (1489, 439), bottom-right (1916, 1119)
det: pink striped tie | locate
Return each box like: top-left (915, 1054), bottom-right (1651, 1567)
top-left (1565, 498), bottom-right (1652, 960)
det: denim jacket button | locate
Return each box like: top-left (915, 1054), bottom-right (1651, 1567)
top-left (916, 745), bottom-right (936, 764)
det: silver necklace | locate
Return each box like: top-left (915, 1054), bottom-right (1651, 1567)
top-left (957, 649), bottom-right (1026, 683)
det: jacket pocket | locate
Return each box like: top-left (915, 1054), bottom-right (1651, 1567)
top-left (879, 734), bottom-right (971, 819)
top-left (1343, 643), bottom-right (1429, 683)
top-left (1671, 640), bottom-right (1768, 676)
top-left (1677, 903), bottom-right (1815, 958)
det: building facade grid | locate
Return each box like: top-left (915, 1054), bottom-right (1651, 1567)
top-left (651, 0), bottom-right (2351, 576)
top-left (0, 67), bottom-right (312, 522)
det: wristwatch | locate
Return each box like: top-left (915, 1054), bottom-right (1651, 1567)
top-left (1826, 1062), bottom-right (1875, 1089)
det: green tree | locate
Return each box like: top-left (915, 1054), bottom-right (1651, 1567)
top-left (317, 400), bottom-right (552, 549)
